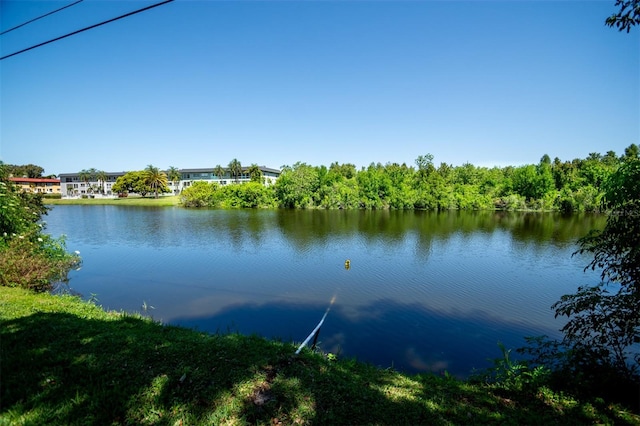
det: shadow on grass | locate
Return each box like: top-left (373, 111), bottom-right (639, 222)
top-left (1, 310), bottom-right (634, 425)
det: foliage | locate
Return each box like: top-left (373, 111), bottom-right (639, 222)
top-left (95, 170), bottom-right (108, 194)
top-left (606, 0), bottom-right (640, 32)
top-left (112, 171), bottom-right (149, 196)
top-left (213, 164), bottom-right (226, 182)
top-left (274, 162), bottom-right (319, 208)
top-left (180, 181), bottom-right (276, 208)
top-left (471, 342), bottom-right (551, 392)
top-left (144, 164), bottom-right (170, 199)
top-left (220, 181), bottom-right (275, 208)
top-left (510, 164), bottom-right (554, 201)
top-left (180, 181), bottom-right (216, 207)
top-left (112, 168), bottom-right (169, 198)
top-left (517, 336), bottom-right (640, 411)
top-left (0, 231), bottom-right (80, 292)
top-left (247, 163), bottom-right (263, 183)
top-left (262, 148), bottom-right (627, 212)
top-left (553, 159), bottom-right (640, 377)
top-left (3, 163), bottom-right (45, 178)
top-left (228, 158), bottom-right (242, 184)
top-left (167, 166), bottom-right (181, 193)
top-left (0, 163), bottom-right (80, 292)
top-left (78, 168), bottom-right (96, 193)
top-left (0, 169), bottom-right (47, 238)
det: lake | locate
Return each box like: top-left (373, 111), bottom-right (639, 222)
top-left (44, 206), bottom-right (605, 378)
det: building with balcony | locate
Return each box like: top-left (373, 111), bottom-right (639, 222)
top-left (58, 166), bottom-right (281, 198)
top-left (58, 172), bottom-right (126, 197)
top-left (176, 166), bottom-right (280, 193)
top-left (9, 177), bottom-right (61, 194)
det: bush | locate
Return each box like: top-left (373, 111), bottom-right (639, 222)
top-left (0, 163), bottom-right (80, 292)
top-left (42, 193), bottom-right (62, 199)
top-left (0, 231), bottom-right (80, 292)
top-left (180, 181), bottom-right (218, 207)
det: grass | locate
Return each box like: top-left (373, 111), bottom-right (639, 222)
top-left (1, 286), bottom-right (638, 425)
top-left (44, 195), bottom-right (181, 207)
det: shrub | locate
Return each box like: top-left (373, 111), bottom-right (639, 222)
top-left (0, 163), bottom-right (80, 292)
top-left (0, 231), bottom-right (80, 292)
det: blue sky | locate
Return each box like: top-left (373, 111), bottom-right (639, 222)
top-left (1, 0), bottom-right (638, 176)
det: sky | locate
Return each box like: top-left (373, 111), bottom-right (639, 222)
top-left (1, 0), bottom-right (638, 176)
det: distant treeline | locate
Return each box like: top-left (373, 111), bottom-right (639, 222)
top-left (181, 144), bottom-right (639, 211)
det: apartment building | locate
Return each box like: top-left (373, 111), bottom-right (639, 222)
top-left (58, 166), bottom-right (281, 198)
top-left (9, 177), bottom-right (61, 194)
top-left (58, 172), bottom-right (126, 197)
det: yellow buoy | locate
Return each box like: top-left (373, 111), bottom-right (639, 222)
top-left (344, 259), bottom-right (351, 270)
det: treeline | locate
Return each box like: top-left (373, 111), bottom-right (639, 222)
top-left (181, 144), bottom-right (639, 211)
top-left (3, 163), bottom-right (50, 179)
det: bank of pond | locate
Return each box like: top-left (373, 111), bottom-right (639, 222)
top-left (1, 286), bottom-right (638, 425)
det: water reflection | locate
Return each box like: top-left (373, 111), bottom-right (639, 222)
top-left (171, 298), bottom-right (550, 377)
top-left (45, 206), bottom-right (606, 377)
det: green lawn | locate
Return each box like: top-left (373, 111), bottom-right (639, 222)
top-left (1, 286), bottom-right (637, 425)
top-left (44, 195), bottom-right (181, 207)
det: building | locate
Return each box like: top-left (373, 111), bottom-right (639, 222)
top-left (176, 166), bottom-right (280, 193)
top-left (59, 166), bottom-right (281, 198)
top-left (58, 172), bottom-right (126, 197)
top-left (9, 177), bottom-right (61, 194)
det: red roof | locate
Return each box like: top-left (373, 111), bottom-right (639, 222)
top-left (9, 177), bottom-right (60, 184)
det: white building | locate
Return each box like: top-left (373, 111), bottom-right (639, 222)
top-left (59, 166), bottom-right (281, 198)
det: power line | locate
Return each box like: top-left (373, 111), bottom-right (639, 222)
top-left (1, 0), bottom-right (85, 36)
top-left (0, 0), bottom-right (174, 61)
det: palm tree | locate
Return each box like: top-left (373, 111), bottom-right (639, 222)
top-left (144, 164), bottom-right (168, 199)
top-left (228, 158), bottom-right (242, 184)
top-left (167, 166), bottom-right (181, 194)
top-left (214, 164), bottom-right (226, 184)
top-left (96, 170), bottom-right (108, 194)
top-left (87, 168), bottom-right (98, 193)
top-left (248, 163), bottom-right (263, 183)
top-left (78, 169), bottom-right (94, 194)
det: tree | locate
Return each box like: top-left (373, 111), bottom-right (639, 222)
top-left (144, 165), bottom-right (169, 199)
top-left (0, 163), bottom-right (46, 237)
top-left (511, 164), bottom-right (553, 201)
top-left (112, 171), bottom-right (150, 197)
top-left (5, 164), bottom-right (45, 178)
top-left (540, 154), bottom-right (551, 165)
top-left (623, 143), bottom-right (639, 161)
top-left (415, 154), bottom-right (435, 182)
top-left (95, 170), bottom-right (108, 194)
top-left (328, 162), bottom-right (357, 180)
top-left (606, 0), bottom-right (640, 32)
top-left (553, 158), bottom-right (640, 377)
top-left (180, 181), bottom-right (217, 207)
top-left (78, 169), bottom-right (95, 194)
top-left (274, 162), bottom-right (319, 208)
top-left (247, 164), bottom-right (263, 183)
top-left (214, 165), bottom-right (226, 183)
top-left (602, 151), bottom-right (620, 167)
top-left (228, 159), bottom-right (242, 184)
top-left (167, 166), bottom-right (181, 194)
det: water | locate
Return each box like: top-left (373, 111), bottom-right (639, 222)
top-left (43, 206), bottom-right (605, 377)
